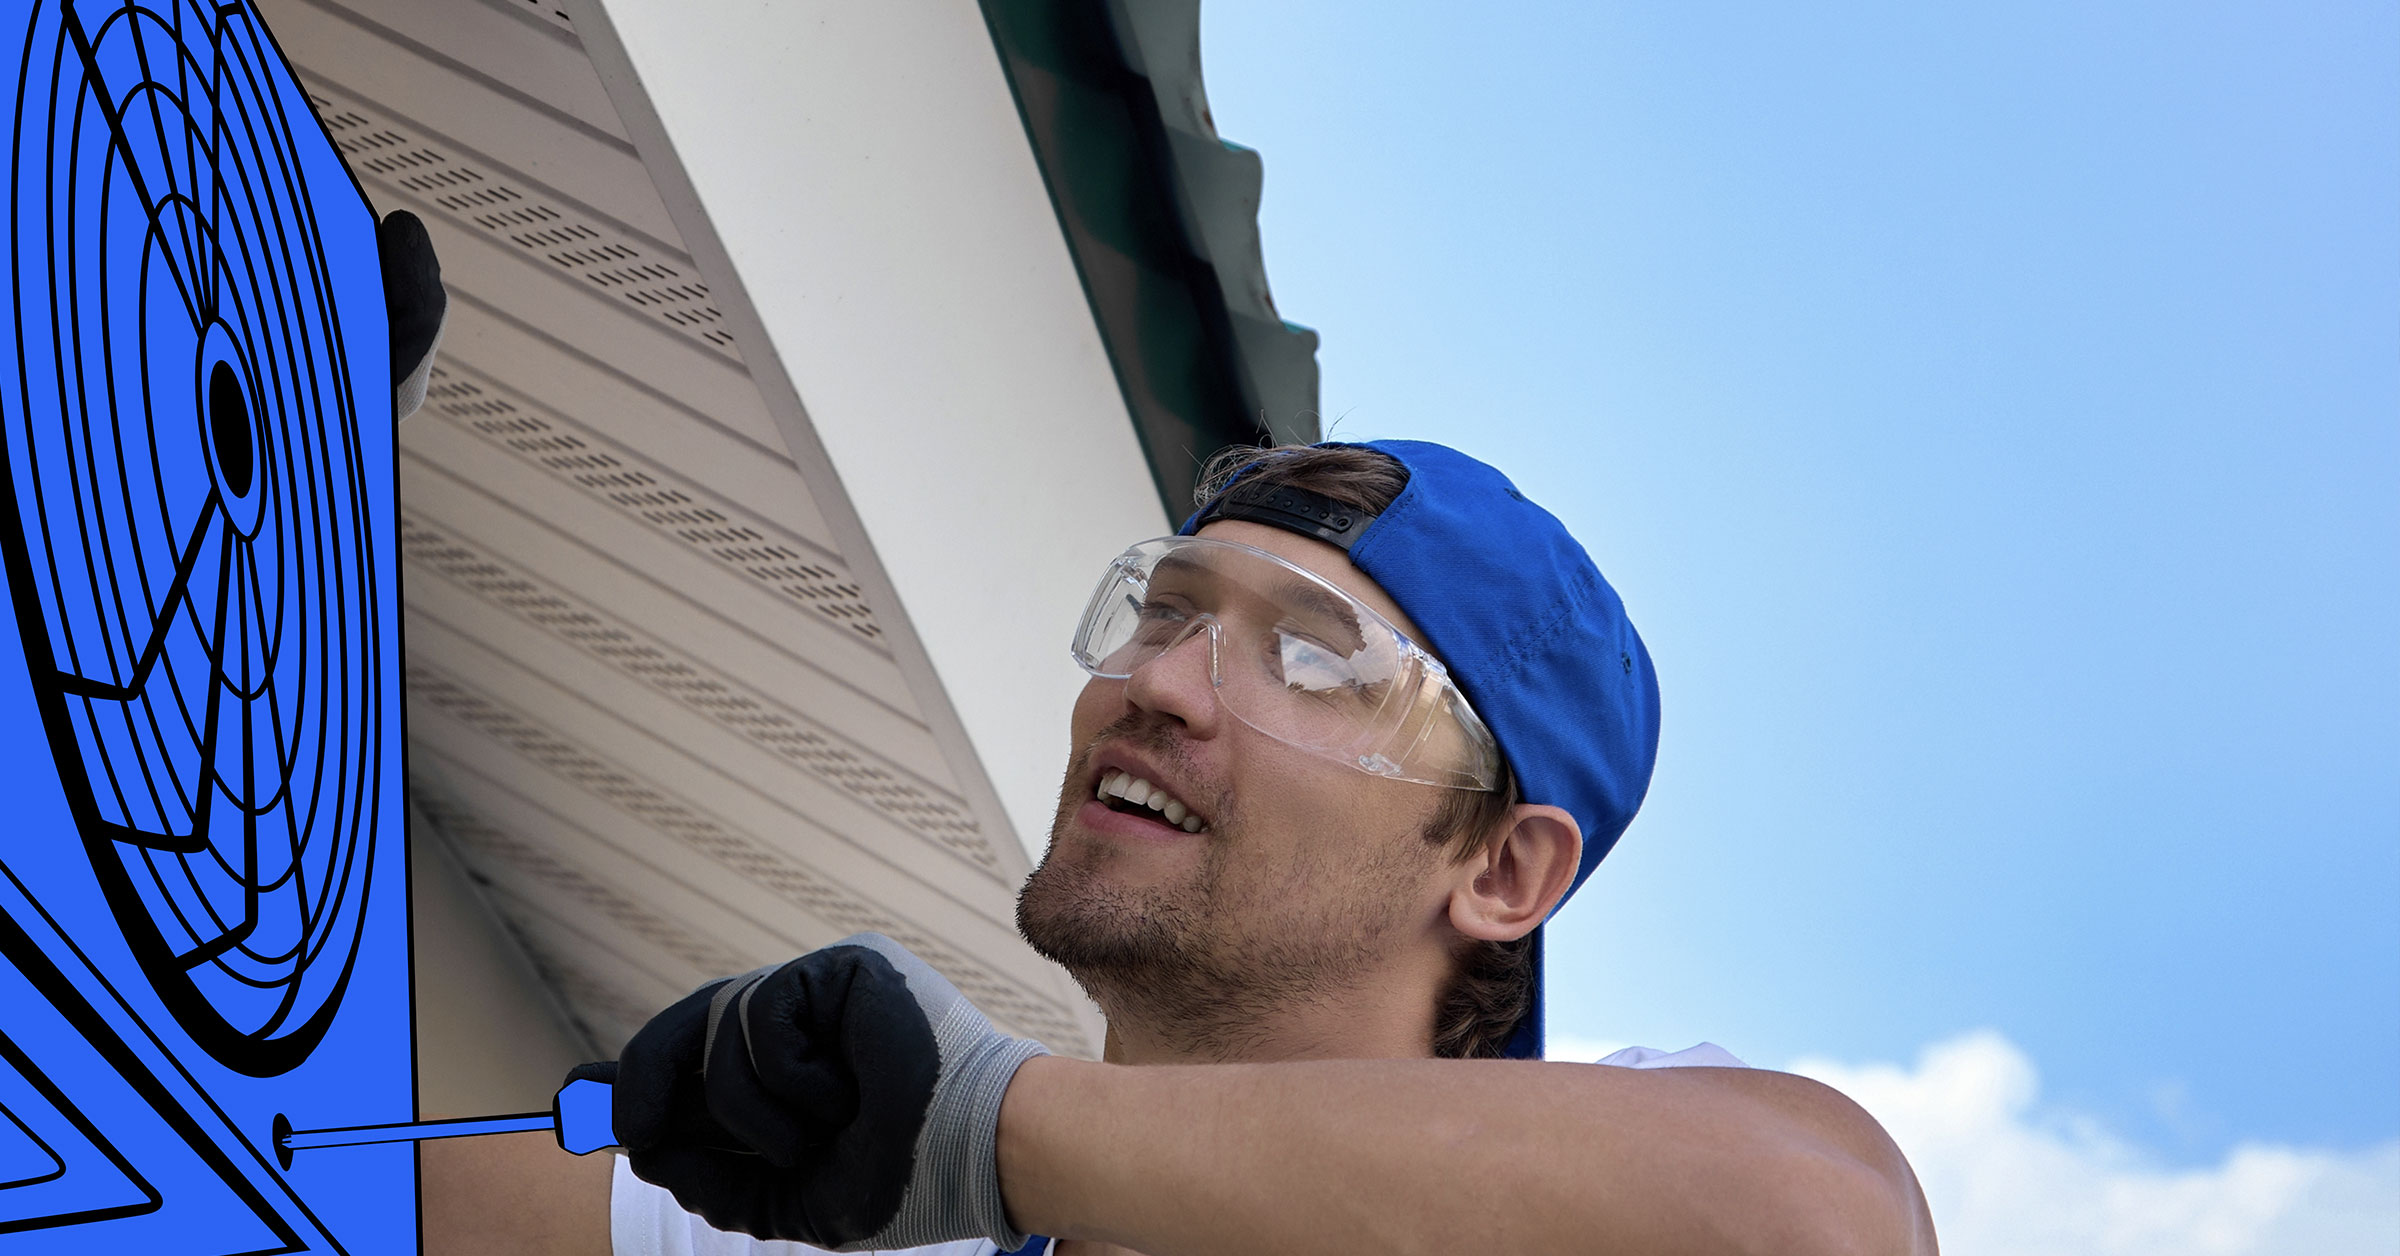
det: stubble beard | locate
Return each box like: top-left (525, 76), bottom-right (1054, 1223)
top-left (1016, 718), bottom-right (1433, 1059)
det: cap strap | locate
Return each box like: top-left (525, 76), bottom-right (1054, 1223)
top-left (1202, 479), bottom-right (1379, 552)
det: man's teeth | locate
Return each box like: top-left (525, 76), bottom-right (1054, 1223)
top-left (1097, 769), bottom-right (1208, 832)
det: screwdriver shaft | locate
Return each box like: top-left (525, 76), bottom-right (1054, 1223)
top-left (280, 1111), bottom-right (553, 1150)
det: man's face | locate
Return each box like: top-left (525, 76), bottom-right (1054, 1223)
top-left (1017, 520), bottom-right (1464, 1048)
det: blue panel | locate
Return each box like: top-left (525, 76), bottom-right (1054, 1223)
top-left (0, 1), bottom-right (411, 1252)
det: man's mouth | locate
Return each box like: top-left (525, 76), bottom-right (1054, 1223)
top-left (1094, 769), bottom-right (1211, 834)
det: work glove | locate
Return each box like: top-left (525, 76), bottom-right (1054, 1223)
top-left (603, 932), bottom-right (1050, 1251)
top-left (377, 209), bottom-right (445, 421)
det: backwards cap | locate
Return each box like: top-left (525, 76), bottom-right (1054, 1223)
top-left (1181, 439), bottom-right (1661, 1059)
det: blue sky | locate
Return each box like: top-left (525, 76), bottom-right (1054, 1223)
top-left (1200, 0), bottom-right (2397, 1189)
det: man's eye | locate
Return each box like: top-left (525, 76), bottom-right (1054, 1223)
top-left (1129, 598), bottom-right (1190, 642)
top-left (1276, 635), bottom-right (1398, 713)
top-left (1277, 635), bottom-right (1356, 689)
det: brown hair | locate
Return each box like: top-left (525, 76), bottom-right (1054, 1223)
top-left (1193, 443), bottom-right (1536, 1059)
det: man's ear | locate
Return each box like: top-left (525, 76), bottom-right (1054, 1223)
top-left (1447, 804), bottom-right (1582, 943)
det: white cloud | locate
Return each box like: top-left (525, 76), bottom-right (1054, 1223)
top-left (1786, 1031), bottom-right (2400, 1256)
top-left (1548, 1032), bottom-right (1637, 1064)
top-left (1548, 1029), bottom-right (2399, 1254)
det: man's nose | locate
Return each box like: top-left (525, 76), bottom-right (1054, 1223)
top-left (1122, 620), bottom-right (1221, 732)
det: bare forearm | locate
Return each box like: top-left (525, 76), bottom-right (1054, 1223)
top-left (420, 1130), bottom-right (613, 1256)
top-left (996, 1057), bottom-right (1932, 1256)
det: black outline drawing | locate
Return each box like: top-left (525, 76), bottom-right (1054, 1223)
top-left (0, 0), bottom-right (385, 1079)
top-left (0, 1096), bottom-right (70, 1191)
top-left (0, 1030), bottom-right (160, 1232)
top-left (0, 901), bottom-right (304, 1249)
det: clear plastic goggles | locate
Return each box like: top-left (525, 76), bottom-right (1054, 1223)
top-left (1069, 536), bottom-right (1502, 790)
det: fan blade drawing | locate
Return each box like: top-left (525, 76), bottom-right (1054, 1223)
top-left (0, 1), bottom-right (411, 1251)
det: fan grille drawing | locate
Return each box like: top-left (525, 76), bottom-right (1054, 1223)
top-left (0, 0), bottom-right (389, 1078)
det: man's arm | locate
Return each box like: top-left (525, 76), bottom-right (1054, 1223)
top-left (998, 1057), bottom-right (1936, 1256)
top-left (420, 1129), bottom-right (614, 1256)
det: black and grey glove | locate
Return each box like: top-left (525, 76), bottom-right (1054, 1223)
top-left (376, 209), bottom-right (444, 421)
top-left (606, 933), bottom-right (1050, 1251)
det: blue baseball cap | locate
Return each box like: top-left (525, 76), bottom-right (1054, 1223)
top-left (1182, 439), bottom-right (1661, 1058)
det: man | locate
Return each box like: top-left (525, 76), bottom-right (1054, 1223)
top-left (427, 440), bottom-right (1936, 1256)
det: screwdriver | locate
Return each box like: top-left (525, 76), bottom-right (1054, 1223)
top-left (272, 1077), bottom-right (615, 1170)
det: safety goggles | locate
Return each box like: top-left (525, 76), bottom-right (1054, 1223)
top-left (1069, 536), bottom-right (1502, 790)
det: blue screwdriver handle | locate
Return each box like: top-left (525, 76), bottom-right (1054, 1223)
top-left (551, 1076), bottom-right (616, 1155)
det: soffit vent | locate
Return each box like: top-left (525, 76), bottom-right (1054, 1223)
top-left (407, 663), bottom-right (1090, 1049)
top-left (401, 517), bottom-right (992, 866)
top-left (419, 785), bottom-right (755, 978)
top-left (420, 365), bottom-right (885, 645)
top-left (505, 0), bottom-right (577, 35)
top-left (306, 86), bottom-right (741, 359)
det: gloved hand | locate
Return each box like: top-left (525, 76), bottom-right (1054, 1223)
top-left (604, 933), bottom-right (1050, 1251)
top-left (377, 209), bottom-right (445, 421)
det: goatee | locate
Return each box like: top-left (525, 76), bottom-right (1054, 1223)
top-left (1017, 718), bottom-right (1424, 1058)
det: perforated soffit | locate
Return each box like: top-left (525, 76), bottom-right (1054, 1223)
top-left (264, 0), bottom-right (1099, 1054)
top-left (315, 88), bottom-right (742, 358)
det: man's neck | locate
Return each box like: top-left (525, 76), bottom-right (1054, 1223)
top-left (1062, 931), bottom-right (1457, 1066)
top-left (1094, 985), bottom-right (1441, 1066)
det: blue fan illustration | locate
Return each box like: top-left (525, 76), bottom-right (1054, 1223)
top-left (0, 0), bottom-right (392, 1078)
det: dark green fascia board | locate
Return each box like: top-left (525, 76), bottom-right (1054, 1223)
top-left (977, 0), bottom-right (1320, 523)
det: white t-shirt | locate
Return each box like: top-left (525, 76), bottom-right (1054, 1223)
top-left (610, 1043), bottom-right (1747, 1256)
